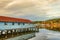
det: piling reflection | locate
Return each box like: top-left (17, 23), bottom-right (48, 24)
top-left (6, 33), bottom-right (35, 40)
top-left (0, 32), bottom-right (36, 40)
top-left (0, 27), bottom-right (39, 40)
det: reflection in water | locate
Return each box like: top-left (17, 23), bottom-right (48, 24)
top-left (5, 29), bottom-right (60, 40)
top-left (6, 33), bottom-right (35, 40)
top-left (29, 29), bottom-right (60, 40)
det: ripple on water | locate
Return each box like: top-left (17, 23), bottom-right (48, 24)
top-left (29, 29), bottom-right (60, 40)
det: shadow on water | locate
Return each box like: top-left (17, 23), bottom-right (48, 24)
top-left (6, 32), bottom-right (36, 40)
top-left (2, 29), bottom-right (60, 40)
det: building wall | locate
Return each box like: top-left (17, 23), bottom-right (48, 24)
top-left (0, 22), bottom-right (35, 30)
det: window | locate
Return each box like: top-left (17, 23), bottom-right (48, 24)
top-left (23, 23), bottom-right (25, 25)
top-left (18, 22), bottom-right (20, 25)
top-left (4, 22), bottom-right (7, 25)
top-left (12, 22), bottom-right (14, 25)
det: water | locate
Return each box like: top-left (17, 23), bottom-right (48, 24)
top-left (6, 33), bottom-right (35, 40)
top-left (29, 29), bottom-right (60, 40)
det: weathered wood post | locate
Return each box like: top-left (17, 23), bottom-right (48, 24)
top-left (1, 30), bottom-right (7, 38)
top-left (0, 31), bottom-right (1, 38)
top-left (7, 30), bottom-right (12, 38)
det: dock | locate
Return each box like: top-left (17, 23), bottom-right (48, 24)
top-left (0, 27), bottom-right (39, 40)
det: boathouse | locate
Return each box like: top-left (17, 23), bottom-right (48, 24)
top-left (0, 16), bottom-right (39, 39)
top-left (0, 16), bottom-right (34, 29)
top-left (0, 16), bottom-right (38, 34)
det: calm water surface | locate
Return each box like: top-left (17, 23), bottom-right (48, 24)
top-left (29, 29), bottom-right (60, 40)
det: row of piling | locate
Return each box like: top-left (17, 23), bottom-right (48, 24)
top-left (0, 27), bottom-right (39, 39)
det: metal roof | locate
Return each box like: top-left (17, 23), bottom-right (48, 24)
top-left (0, 16), bottom-right (32, 23)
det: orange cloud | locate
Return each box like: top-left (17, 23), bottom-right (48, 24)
top-left (0, 0), bottom-right (60, 18)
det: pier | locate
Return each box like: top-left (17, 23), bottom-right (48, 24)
top-left (0, 16), bottom-right (39, 40)
top-left (0, 27), bottom-right (39, 40)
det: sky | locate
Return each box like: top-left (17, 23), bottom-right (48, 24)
top-left (0, 0), bottom-right (60, 21)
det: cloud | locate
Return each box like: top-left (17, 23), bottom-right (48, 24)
top-left (2, 0), bottom-right (46, 17)
top-left (0, 0), bottom-right (12, 8)
top-left (0, 0), bottom-right (60, 21)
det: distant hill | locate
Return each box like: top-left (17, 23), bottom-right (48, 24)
top-left (33, 18), bottom-right (60, 23)
top-left (34, 18), bottom-right (60, 31)
top-left (45, 18), bottom-right (60, 23)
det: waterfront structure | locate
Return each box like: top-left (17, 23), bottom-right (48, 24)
top-left (0, 16), bottom-right (34, 29)
top-left (0, 16), bottom-right (39, 39)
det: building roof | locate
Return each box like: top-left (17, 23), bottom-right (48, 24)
top-left (0, 16), bottom-right (32, 23)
